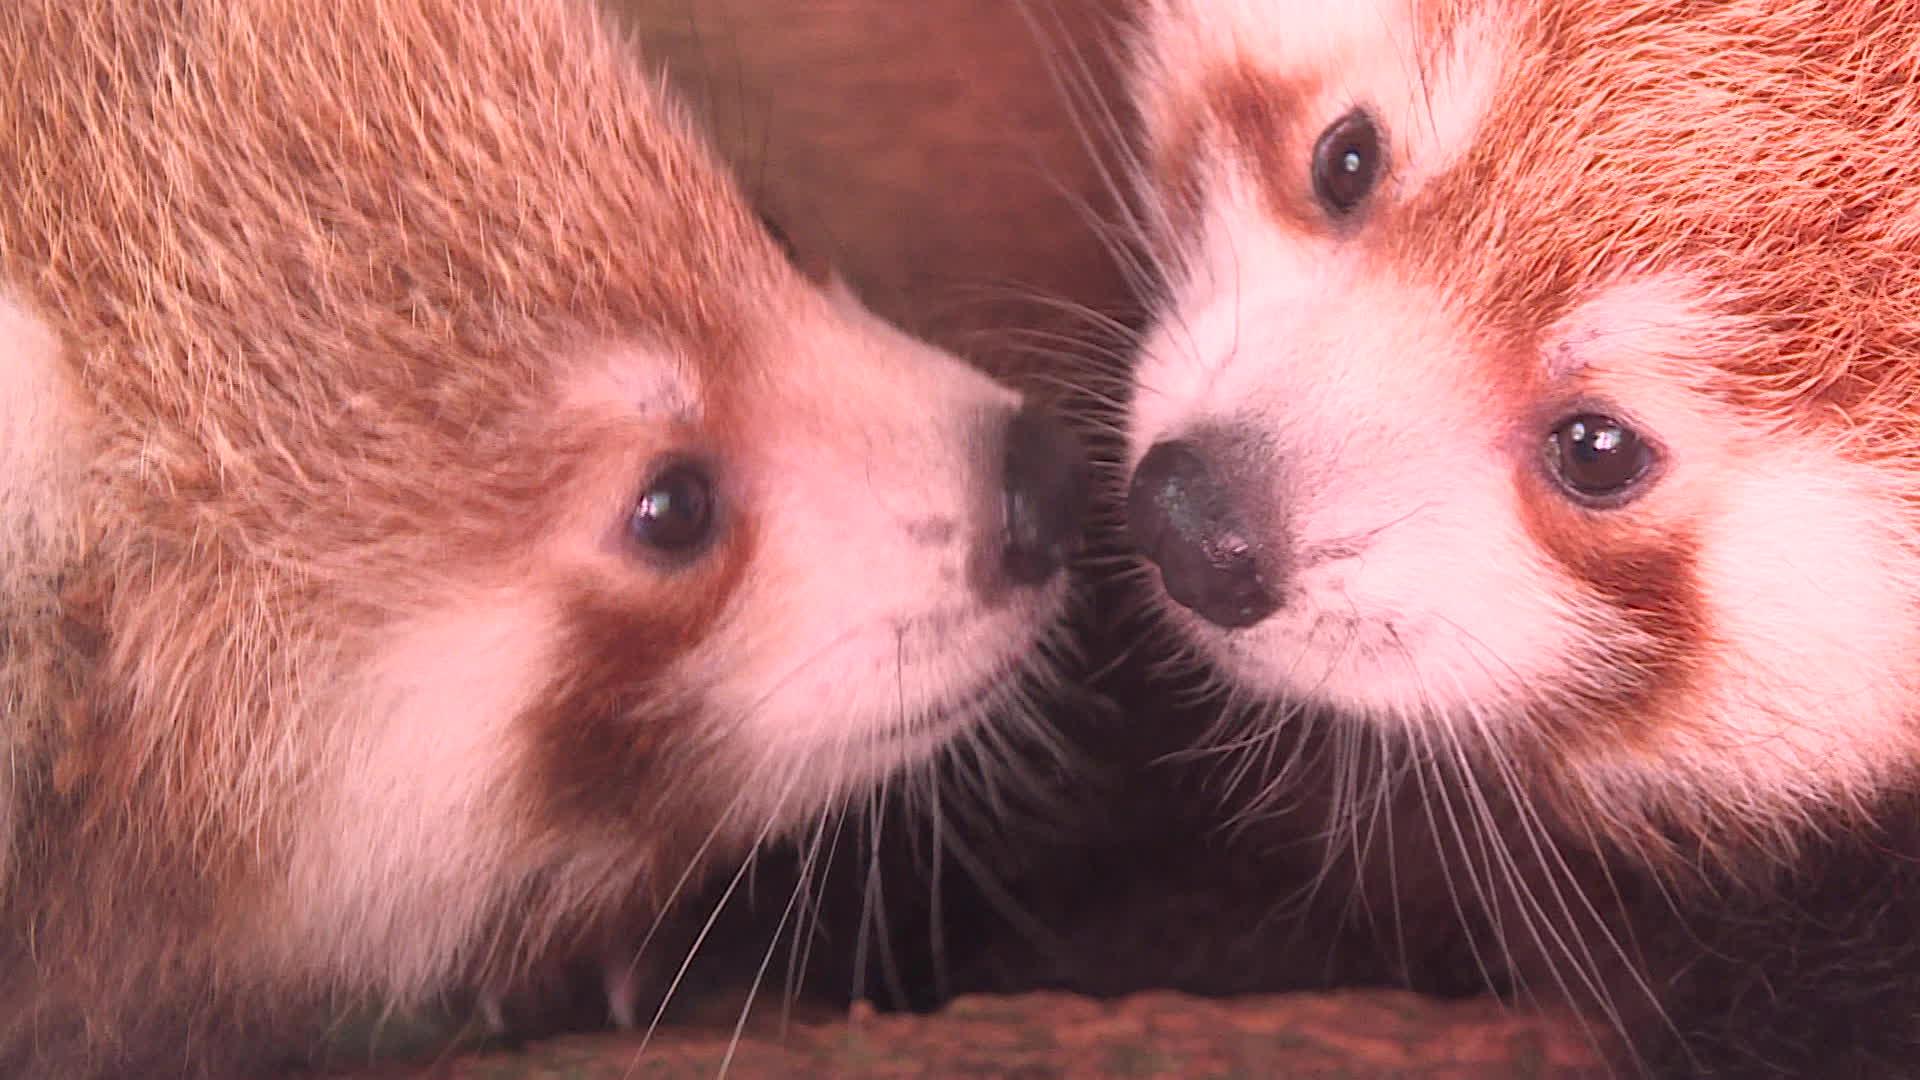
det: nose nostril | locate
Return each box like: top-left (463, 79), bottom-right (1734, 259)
top-left (1125, 439), bottom-right (1282, 629)
top-left (1000, 406), bottom-right (1089, 587)
top-left (1125, 440), bottom-right (1211, 546)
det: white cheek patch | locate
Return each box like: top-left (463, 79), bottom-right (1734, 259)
top-left (1548, 280), bottom-right (1920, 818)
top-left (281, 592), bottom-right (555, 995)
top-left (1130, 0), bottom-right (1920, 836)
top-left (1129, 202), bottom-right (1591, 724)
top-left (0, 295), bottom-right (86, 896)
top-left (1685, 454), bottom-right (1920, 805)
top-left (0, 296), bottom-right (85, 571)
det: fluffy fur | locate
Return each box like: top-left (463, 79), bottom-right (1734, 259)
top-left (0, 1), bottom-right (1075, 1074)
top-left (1118, 0), bottom-right (1920, 1074)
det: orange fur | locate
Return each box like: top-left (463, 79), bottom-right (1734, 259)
top-left (0, 0), bottom-right (1076, 1072)
top-left (1127, 0), bottom-right (1920, 859)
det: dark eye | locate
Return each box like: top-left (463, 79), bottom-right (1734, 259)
top-left (1311, 110), bottom-right (1383, 216)
top-left (1545, 414), bottom-right (1658, 505)
top-left (629, 462), bottom-right (717, 557)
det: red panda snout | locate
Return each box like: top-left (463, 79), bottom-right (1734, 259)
top-left (1126, 428), bottom-right (1284, 630)
top-left (999, 406), bottom-right (1091, 590)
top-left (1123, 0), bottom-right (1920, 875)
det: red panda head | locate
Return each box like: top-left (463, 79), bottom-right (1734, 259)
top-left (0, 0), bottom-right (1083, 1021)
top-left (1122, 0), bottom-right (1920, 856)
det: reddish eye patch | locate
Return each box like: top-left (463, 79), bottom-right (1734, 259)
top-left (1148, 63), bottom-right (1321, 249)
top-left (1513, 473), bottom-right (1708, 753)
top-left (519, 500), bottom-right (756, 833)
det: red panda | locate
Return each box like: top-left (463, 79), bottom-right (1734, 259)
top-left (0, 0), bottom-right (1084, 1074)
top-left (430, 0), bottom-right (1151, 1041)
top-left (1118, 1), bottom-right (1920, 1074)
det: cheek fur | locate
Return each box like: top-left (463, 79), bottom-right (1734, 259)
top-left (518, 514), bottom-right (757, 833)
top-left (1511, 464), bottom-right (1708, 750)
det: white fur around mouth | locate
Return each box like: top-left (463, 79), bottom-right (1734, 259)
top-left (877, 677), bottom-right (1001, 752)
top-left (876, 711), bottom-right (980, 767)
top-left (1167, 597), bottom-right (1417, 700)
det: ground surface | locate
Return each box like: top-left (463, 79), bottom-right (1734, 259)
top-left (342, 989), bottom-right (1607, 1079)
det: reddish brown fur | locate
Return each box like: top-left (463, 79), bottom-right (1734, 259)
top-left (1142, 0), bottom-right (1920, 430)
top-left (1391, 0), bottom-right (1920, 806)
top-left (1512, 487), bottom-right (1707, 755)
top-left (1196, 67), bottom-right (1321, 238)
top-left (1135, 0), bottom-right (1920, 826)
top-left (1396, 1), bottom-right (1920, 430)
top-left (0, 0), bottom-right (904, 1072)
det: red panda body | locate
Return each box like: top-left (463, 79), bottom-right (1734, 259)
top-left (0, 1), bottom-right (1082, 1074)
top-left (1115, 1), bottom-right (1920, 1074)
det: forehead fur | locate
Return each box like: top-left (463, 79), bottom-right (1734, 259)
top-left (0, 0), bottom-right (794, 571)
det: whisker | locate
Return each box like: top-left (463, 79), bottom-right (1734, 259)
top-left (716, 809), bottom-right (836, 1076)
top-left (627, 764), bottom-right (808, 1078)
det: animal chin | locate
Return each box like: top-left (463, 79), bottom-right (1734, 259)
top-left (879, 704), bottom-right (987, 763)
top-left (821, 696), bottom-right (991, 790)
top-left (1179, 602), bottom-right (1420, 706)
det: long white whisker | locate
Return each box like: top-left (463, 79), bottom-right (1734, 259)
top-left (626, 764), bottom-right (806, 1076)
top-left (715, 803), bottom-right (836, 1077)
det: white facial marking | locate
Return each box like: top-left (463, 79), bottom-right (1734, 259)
top-left (549, 294), bottom-right (1070, 834)
top-left (696, 292), bottom-right (1064, 819)
top-left (1135, 0), bottom-right (1506, 206)
top-left (1543, 277), bottom-right (1751, 382)
top-left (0, 295), bottom-right (86, 894)
top-left (1133, 60), bottom-right (1920, 827)
top-left (0, 296), bottom-right (85, 573)
top-left (565, 344), bottom-right (700, 422)
top-left (1388, 13), bottom-right (1506, 193)
top-left (1682, 452), bottom-right (1920, 804)
top-left (284, 592), bottom-right (554, 994)
top-left (1548, 281), bottom-right (1920, 807)
top-left (1134, 212), bottom-right (1587, 720)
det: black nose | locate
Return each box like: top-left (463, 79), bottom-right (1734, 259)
top-left (1126, 439), bottom-right (1281, 629)
top-left (1001, 406), bottom-right (1088, 586)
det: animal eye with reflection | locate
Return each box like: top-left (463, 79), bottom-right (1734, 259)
top-left (630, 461), bottom-right (718, 558)
top-left (1545, 413), bottom-right (1659, 505)
top-left (1311, 109), bottom-right (1383, 216)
